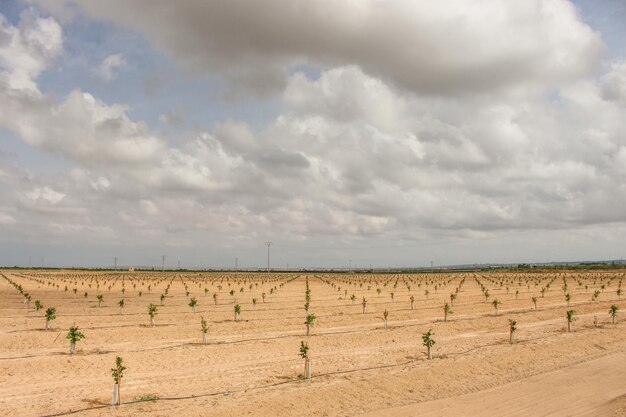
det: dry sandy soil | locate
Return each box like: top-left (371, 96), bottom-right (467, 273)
top-left (1, 269), bottom-right (624, 417)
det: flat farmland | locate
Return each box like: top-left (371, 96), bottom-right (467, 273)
top-left (1, 270), bottom-right (624, 417)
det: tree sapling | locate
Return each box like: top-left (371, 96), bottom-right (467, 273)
top-left (422, 329), bottom-right (435, 360)
top-left (66, 326), bottom-right (85, 354)
top-left (45, 307), bottom-right (56, 330)
top-left (111, 356), bottom-right (126, 406)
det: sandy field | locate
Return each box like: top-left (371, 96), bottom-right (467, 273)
top-left (0, 269), bottom-right (624, 417)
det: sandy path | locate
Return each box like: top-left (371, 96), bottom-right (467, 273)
top-left (360, 348), bottom-right (626, 417)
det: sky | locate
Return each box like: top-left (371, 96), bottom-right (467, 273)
top-left (1, 0), bottom-right (626, 269)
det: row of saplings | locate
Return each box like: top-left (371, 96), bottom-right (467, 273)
top-left (26, 274), bottom-right (623, 408)
top-left (60, 302), bottom-right (622, 406)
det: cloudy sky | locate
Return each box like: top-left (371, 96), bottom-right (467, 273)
top-left (1, 0), bottom-right (625, 269)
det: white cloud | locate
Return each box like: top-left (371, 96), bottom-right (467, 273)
top-left (96, 53), bottom-right (126, 81)
top-left (601, 61), bottom-right (626, 105)
top-left (2, 4), bottom-right (626, 266)
top-left (0, 8), bottom-right (62, 93)
top-left (25, 186), bottom-right (65, 204)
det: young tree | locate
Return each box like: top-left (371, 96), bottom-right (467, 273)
top-left (34, 300), bottom-right (43, 316)
top-left (300, 341), bottom-right (311, 381)
top-left (617, 288), bottom-right (622, 300)
top-left (97, 294), bottom-right (104, 307)
top-left (492, 299), bottom-right (501, 316)
top-left (424, 289), bottom-right (430, 299)
top-left (305, 313), bottom-right (316, 336)
top-left (484, 290), bottom-right (490, 302)
top-left (422, 329), bottom-right (435, 360)
top-left (148, 303), bottom-right (158, 326)
top-left (111, 356), bottom-right (126, 406)
top-left (565, 293), bottom-right (571, 307)
top-left (118, 299), bottom-right (125, 315)
top-left (234, 304), bottom-right (241, 321)
top-left (66, 326), bottom-right (85, 354)
top-left (609, 305), bottom-right (619, 324)
top-left (531, 296), bottom-right (538, 311)
top-left (213, 293), bottom-right (218, 305)
top-left (443, 303), bottom-right (453, 321)
top-left (189, 297), bottom-right (198, 313)
top-left (351, 294), bottom-right (356, 304)
top-left (410, 295), bottom-right (415, 310)
top-left (201, 316), bottom-right (209, 344)
top-left (566, 309), bottom-right (575, 332)
top-left (45, 307), bottom-right (56, 330)
top-left (252, 298), bottom-right (257, 310)
top-left (383, 309), bottom-right (389, 329)
top-left (362, 297), bottom-right (367, 313)
top-left (509, 319), bottom-right (517, 344)
top-left (160, 293), bottom-right (165, 305)
top-left (450, 293), bottom-right (457, 306)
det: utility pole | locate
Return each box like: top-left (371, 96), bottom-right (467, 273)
top-left (114, 257), bottom-right (118, 271)
top-left (265, 242), bottom-right (272, 273)
top-left (349, 259), bottom-right (352, 273)
top-left (29, 256), bottom-right (31, 269)
top-left (430, 260), bottom-right (434, 272)
top-left (161, 255), bottom-right (165, 273)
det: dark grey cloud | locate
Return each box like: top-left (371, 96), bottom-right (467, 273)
top-left (34, 0), bottom-right (603, 96)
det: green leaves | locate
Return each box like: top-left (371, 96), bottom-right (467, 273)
top-left (148, 303), bottom-right (158, 318)
top-left (111, 356), bottom-right (126, 384)
top-left (45, 307), bottom-right (56, 321)
top-left (299, 341), bottom-right (309, 359)
top-left (200, 316), bottom-right (208, 334)
top-left (422, 329), bottom-right (435, 348)
top-left (66, 326), bottom-right (85, 343)
top-left (305, 314), bottom-right (317, 327)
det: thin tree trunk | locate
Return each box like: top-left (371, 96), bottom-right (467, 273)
top-left (202, 333), bottom-right (208, 345)
top-left (304, 358), bottom-right (311, 381)
top-left (427, 346), bottom-right (432, 360)
top-left (70, 341), bottom-right (75, 354)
